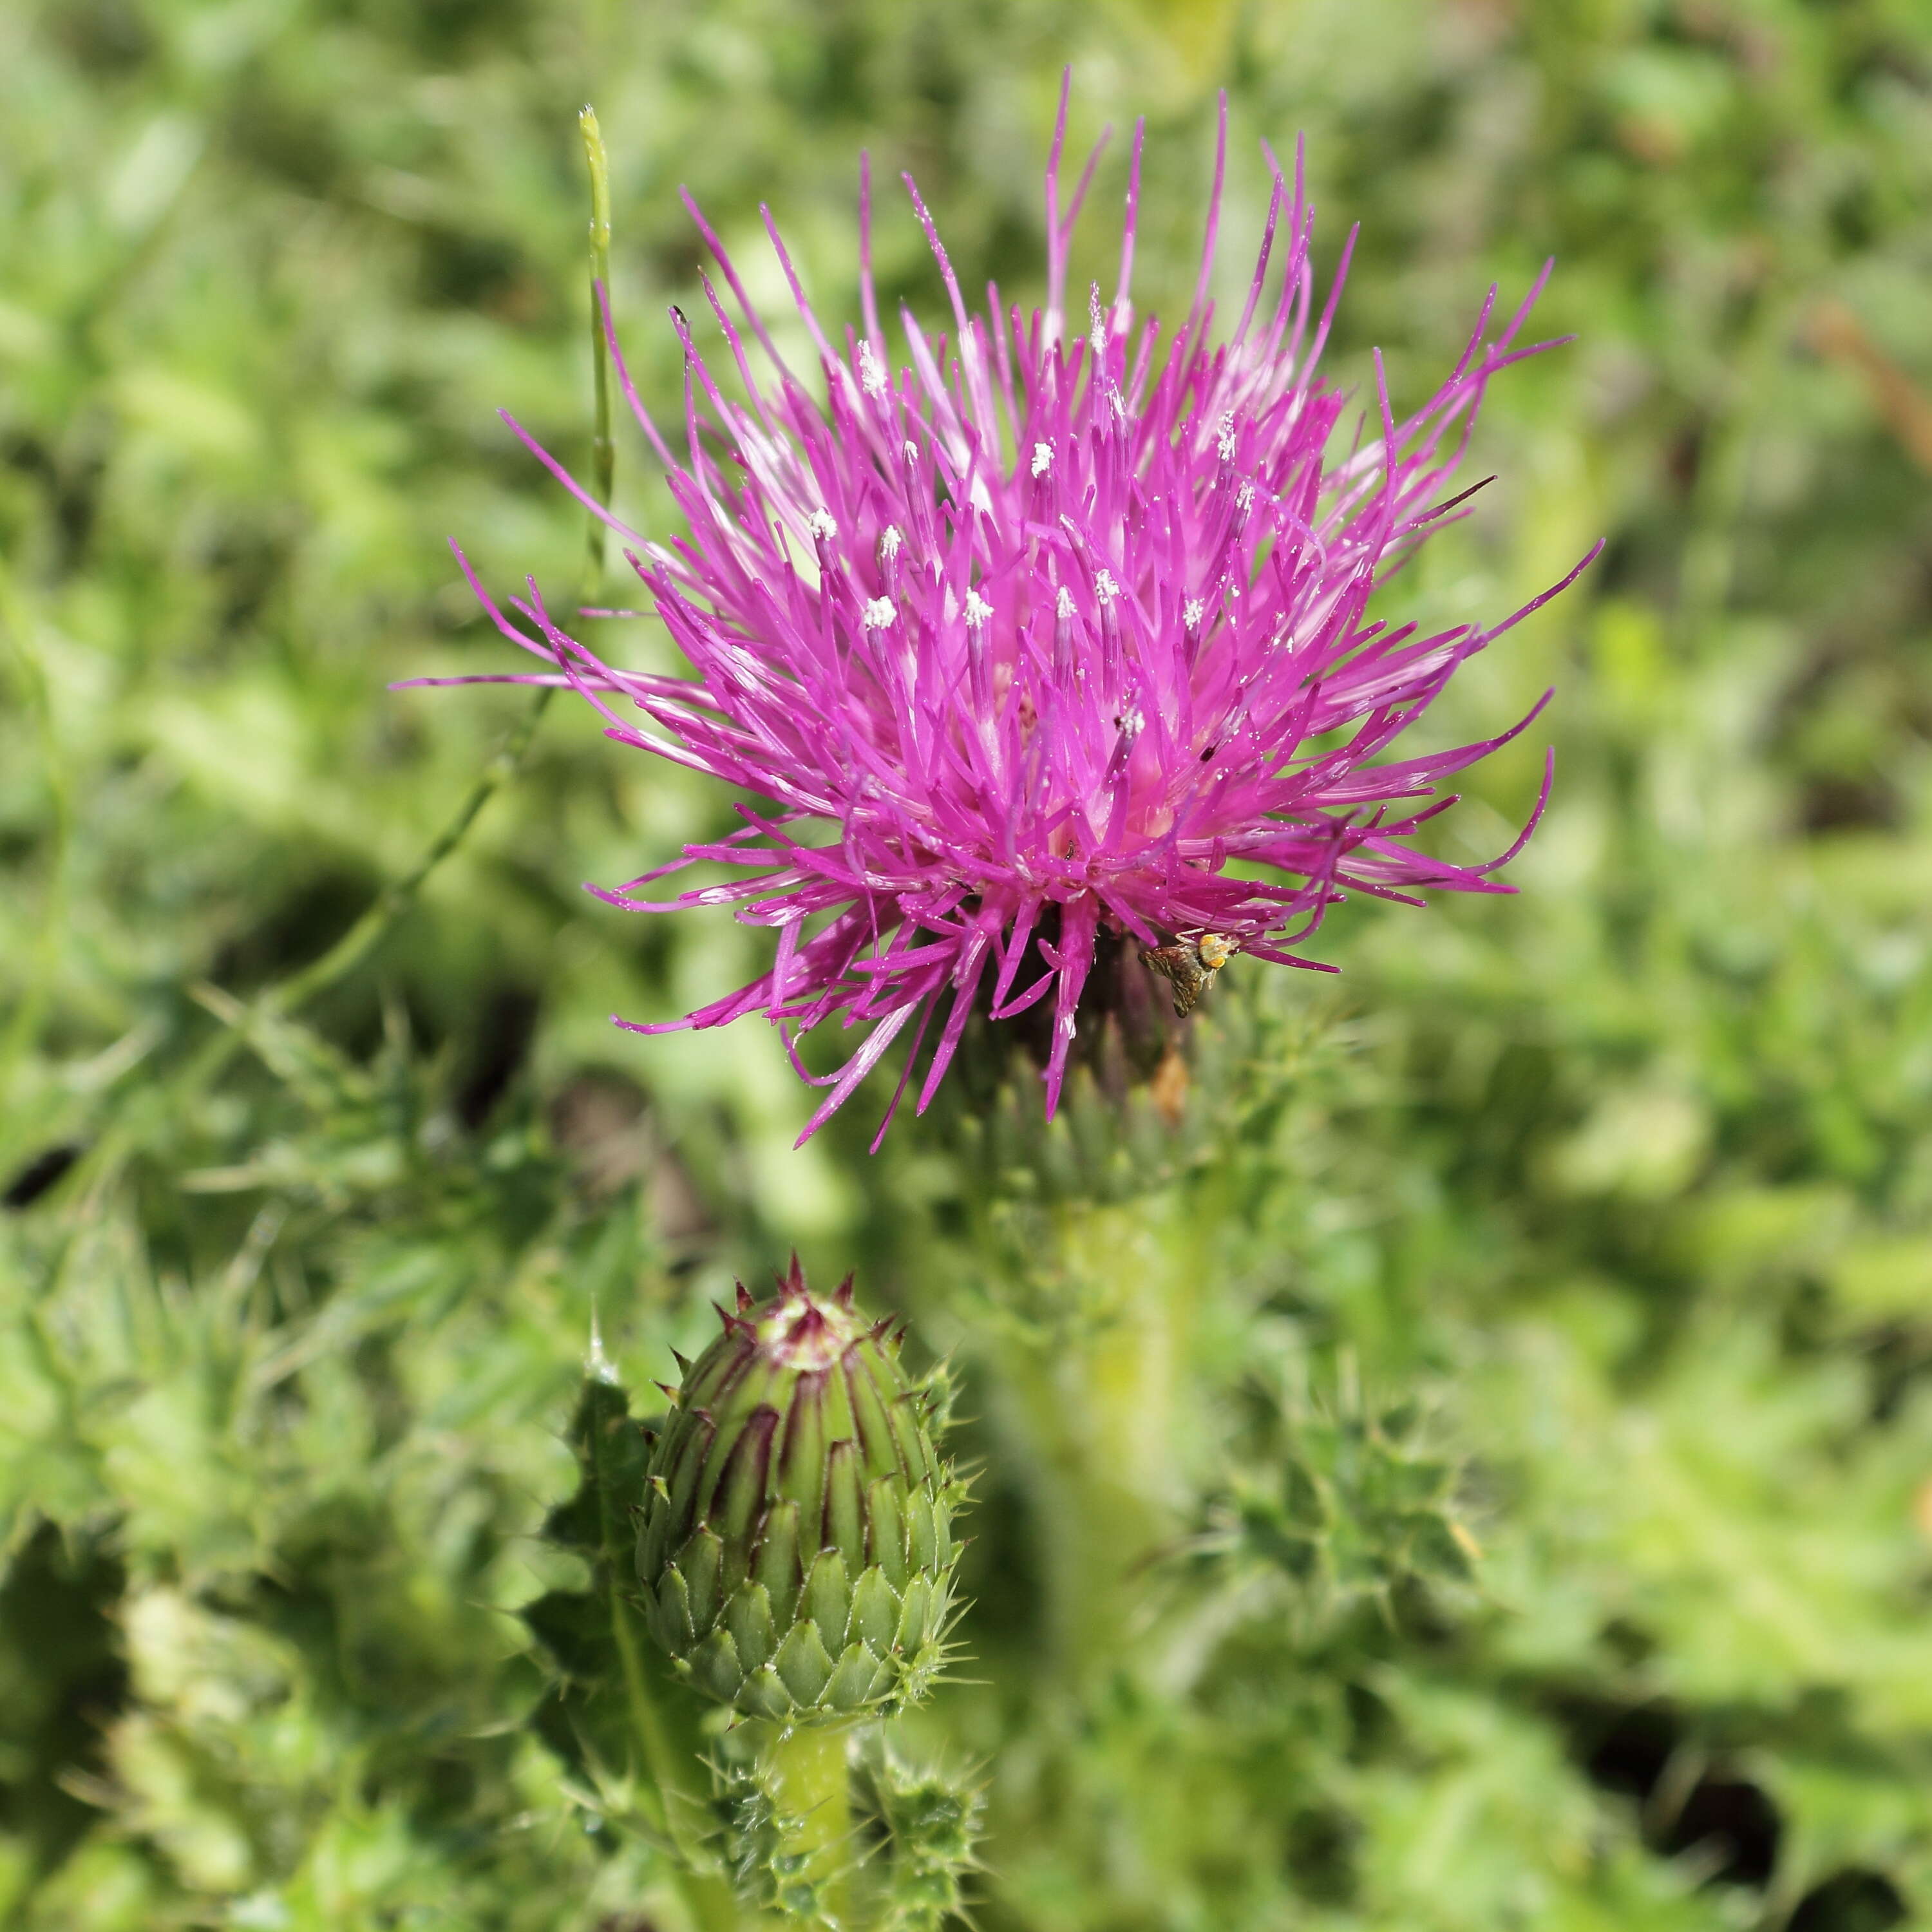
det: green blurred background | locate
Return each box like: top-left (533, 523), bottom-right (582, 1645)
top-left (5, 0), bottom-right (1932, 1926)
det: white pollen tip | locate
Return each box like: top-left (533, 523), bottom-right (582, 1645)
top-left (1095, 569), bottom-right (1119, 603)
top-left (879, 524), bottom-right (903, 559)
top-left (862, 597), bottom-right (896, 631)
top-left (1184, 598), bottom-right (1206, 629)
top-left (1237, 480), bottom-right (1255, 509)
top-left (1218, 411), bottom-right (1238, 462)
top-left (1055, 585), bottom-right (1075, 621)
top-left (807, 509), bottom-right (838, 542)
top-left (964, 589), bottom-right (992, 628)
top-left (1032, 442), bottom-right (1053, 478)
top-left (857, 341), bottom-right (887, 397)
top-left (903, 439), bottom-right (920, 466)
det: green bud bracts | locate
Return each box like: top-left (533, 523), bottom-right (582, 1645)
top-left (637, 1260), bottom-right (963, 1723)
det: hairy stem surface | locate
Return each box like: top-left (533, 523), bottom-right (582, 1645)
top-left (762, 1723), bottom-right (856, 1928)
top-left (990, 1198), bottom-right (1193, 1700)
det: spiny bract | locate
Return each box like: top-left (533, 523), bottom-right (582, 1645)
top-left (636, 1260), bottom-right (963, 1723)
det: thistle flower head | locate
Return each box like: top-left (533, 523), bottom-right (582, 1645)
top-left (421, 80), bottom-right (1596, 1146)
top-left (636, 1260), bottom-right (962, 1723)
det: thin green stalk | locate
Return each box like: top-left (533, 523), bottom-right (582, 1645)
top-left (761, 1723), bottom-right (855, 1929)
top-left (268, 684), bottom-right (553, 1018)
top-left (100, 678), bottom-right (554, 1156)
top-left (45, 671), bottom-right (548, 1229)
top-left (580, 104), bottom-right (615, 599)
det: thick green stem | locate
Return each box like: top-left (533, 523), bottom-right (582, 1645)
top-left (761, 1723), bottom-right (854, 1928)
top-left (989, 1199), bottom-right (1191, 1701)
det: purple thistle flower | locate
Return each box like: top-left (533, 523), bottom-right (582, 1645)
top-left (410, 81), bottom-right (1597, 1148)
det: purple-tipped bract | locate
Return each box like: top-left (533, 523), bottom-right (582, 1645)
top-left (415, 82), bottom-right (1596, 1147)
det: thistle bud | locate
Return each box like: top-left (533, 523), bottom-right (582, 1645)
top-left (636, 1259), bottom-right (961, 1723)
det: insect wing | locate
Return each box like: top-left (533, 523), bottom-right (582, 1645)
top-left (1141, 942), bottom-right (1209, 1018)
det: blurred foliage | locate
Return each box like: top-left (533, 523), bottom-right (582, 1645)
top-left (5, 0), bottom-right (1932, 1926)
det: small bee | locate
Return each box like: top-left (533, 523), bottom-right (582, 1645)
top-left (1138, 931), bottom-right (1237, 1018)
